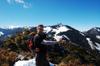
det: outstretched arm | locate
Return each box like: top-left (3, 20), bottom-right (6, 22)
top-left (41, 40), bottom-right (58, 45)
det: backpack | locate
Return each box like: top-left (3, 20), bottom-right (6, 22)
top-left (27, 34), bottom-right (36, 50)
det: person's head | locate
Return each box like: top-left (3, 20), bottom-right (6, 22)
top-left (37, 24), bottom-right (44, 33)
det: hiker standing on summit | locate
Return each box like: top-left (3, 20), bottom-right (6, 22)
top-left (34, 24), bottom-right (50, 66)
top-left (34, 25), bottom-right (57, 66)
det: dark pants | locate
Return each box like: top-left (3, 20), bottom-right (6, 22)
top-left (36, 52), bottom-right (50, 66)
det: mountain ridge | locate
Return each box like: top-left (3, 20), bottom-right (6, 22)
top-left (0, 24), bottom-right (100, 51)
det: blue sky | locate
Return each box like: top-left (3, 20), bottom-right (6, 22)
top-left (0, 0), bottom-right (100, 31)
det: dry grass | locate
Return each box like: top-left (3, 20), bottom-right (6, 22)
top-left (58, 62), bottom-right (94, 66)
top-left (0, 48), bottom-right (34, 66)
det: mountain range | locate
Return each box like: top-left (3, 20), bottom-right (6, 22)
top-left (0, 24), bottom-right (100, 52)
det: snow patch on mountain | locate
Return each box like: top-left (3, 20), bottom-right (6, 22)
top-left (86, 38), bottom-right (100, 51)
top-left (52, 25), bottom-right (70, 35)
top-left (51, 25), bottom-right (70, 41)
top-left (63, 35), bottom-right (70, 40)
top-left (0, 31), bottom-right (4, 36)
top-left (44, 27), bottom-right (52, 33)
top-left (96, 35), bottom-right (100, 40)
top-left (54, 35), bottom-right (62, 41)
top-left (86, 38), bottom-right (95, 50)
top-left (95, 43), bottom-right (100, 51)
top-left (54, 35), bottom-right (70, 41)
top-left (43, 25), bottom-right (71, 41)
top-left (96, 28), bottom-right (100, 32)
top-left (14, 58), bottom-right (54, 66)
top-left (80, 32), bottom-right (85, 36)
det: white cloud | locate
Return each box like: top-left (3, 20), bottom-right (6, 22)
top-left (6, 0), bottom-right (31, 8)
top-left (15, 0), bottom-right (31, 8)
top-left (15, 0), bottom-right (25, 4)
top-left (6, 0), bottom-right (12, 4)
top-left (23, 3), bottom-right (31, 8)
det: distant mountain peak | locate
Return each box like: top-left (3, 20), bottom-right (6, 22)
top-left (94, 27), bottom-right (100, 32)
top-left (57, 23), bottom-right (63, 26)
top-left (86, 27), bottom-right (100, 35)
top-left (90, 27), bottom-right (100, 31)
top-left (0, 26), bottom-right (21, 29)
